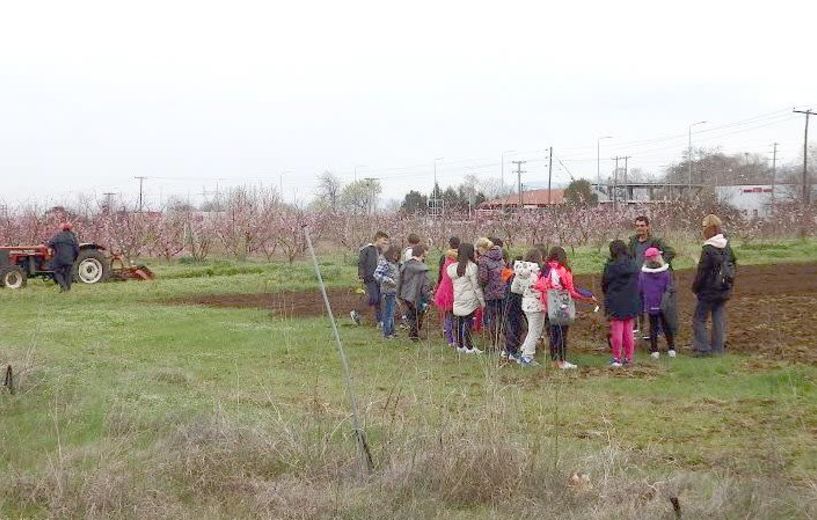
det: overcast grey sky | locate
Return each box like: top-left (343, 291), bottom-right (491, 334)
top-left (1, 0), bottom-right (815, 209)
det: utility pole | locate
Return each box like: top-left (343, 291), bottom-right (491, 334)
top-left (513, 160), bottom-right (526, 209)
top-left (688, 120), bottom-right (707, 192)
top-left (547, 147), bottom-right (554, 206)
top-left (621, 155), bottom-right (631, 204)
top-left (793, 109), bottom-right (814, 205)
top-left (500, 150), bottom-right (515, 211)
top-left (103, 192), bottom-right (116, 212)
top-left (597, 136), bottom-right (613, 190)
top-left (134, 176), bottom-right (147, 212)
top-left (363, 177), bottom-right (377, 215)
top-left (771, 142), bottom-right (779, 212)
top-left (612, 157), bottom-right (620, 209)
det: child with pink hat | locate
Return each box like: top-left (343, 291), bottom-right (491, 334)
top-left (639, 247), bottom-right (676, 359)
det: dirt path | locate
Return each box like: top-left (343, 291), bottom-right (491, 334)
top-left (171, 262), bottom-right (817, 363)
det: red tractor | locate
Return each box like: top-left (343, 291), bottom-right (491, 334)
top-left (0, 243), bottom-right (153, 289)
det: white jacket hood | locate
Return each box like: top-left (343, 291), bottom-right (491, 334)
top-left (704, 234), bottom-right (728, 249)
top-left (641, 263), bottom-right (669, 274)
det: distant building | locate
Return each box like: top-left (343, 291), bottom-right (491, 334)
top-left (479, 189), bottom-right (566, 210)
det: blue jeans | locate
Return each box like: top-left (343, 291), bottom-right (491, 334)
top-left (382, 294), bottom-right (396, 337)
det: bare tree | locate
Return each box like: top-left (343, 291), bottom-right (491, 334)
top-left (315, 170), bottom-right (343, 211)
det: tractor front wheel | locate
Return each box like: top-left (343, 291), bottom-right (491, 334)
top-left (73, 249), bottom-right (110, 285)
top-left (0, 266), bottom-right (27, 289)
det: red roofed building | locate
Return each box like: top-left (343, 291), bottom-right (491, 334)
top-left (479, 189), bottom-right (566, 210)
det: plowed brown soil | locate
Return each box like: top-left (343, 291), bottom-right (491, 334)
top-left (172, 262), bottom-right (817, 363)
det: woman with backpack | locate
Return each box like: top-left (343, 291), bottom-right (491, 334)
top-left (602, 240), bottom-right (640, 367)
top-left (534, 246), bottom-right (596, 369)
top-left (691, 214), bottom-right (737, 357)
top-left (448, 242), bottom-right (486, 354)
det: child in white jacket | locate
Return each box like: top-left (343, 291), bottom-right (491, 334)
top-left (514, 249), bottom-right (545, 366)
top-left (447, 243), bottom-right (485, 354)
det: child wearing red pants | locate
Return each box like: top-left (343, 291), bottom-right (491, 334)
top-left (602, 240), bottom-right (641, 367)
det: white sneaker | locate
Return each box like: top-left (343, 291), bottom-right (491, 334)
top-left (500, 351), bottom-right (508, 359)
top-left (610, 361), bottom-right (623, 368)
top-left (650, 352), bottom-right (660, 360)
top-left (465, 347), bottom-right (483, 355)
top-left (668, 349), bottom-right (677, 358)
top-left (559, 361), bottom-right (577, 369)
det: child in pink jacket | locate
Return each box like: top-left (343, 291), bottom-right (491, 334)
top-left (535, 246), bottom-right (595, 369)
top-left (433, 248), bottom-right (458, 346)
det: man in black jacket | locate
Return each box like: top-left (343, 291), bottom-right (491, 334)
top-left (47, 222), bottom-right (80, 292)
top-left (691, 214), bottom-right (737, 356)
top-left (351, 231), bottom-right (390, 326)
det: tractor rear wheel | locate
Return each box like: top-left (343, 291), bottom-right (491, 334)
top-left (0, 266), bottom-right (27, 289)
top-left (73, 249), bottom-right (110, 285)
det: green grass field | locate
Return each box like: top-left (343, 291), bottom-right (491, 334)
top-left (1, 239), bottom-right (816, 519)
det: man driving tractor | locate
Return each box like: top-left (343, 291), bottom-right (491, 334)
top-left (47, 222), bottom-right (80, 292)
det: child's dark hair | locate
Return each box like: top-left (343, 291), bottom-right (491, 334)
top-left (407, 233), bottom-right (421, 245)
top-left (449, 236), bottom-right (461, 249)
top-left (609, 240), bottom-right (629, 260)
top-left (374, 231), bottom-right (389, 241)
top-left (547, 246), bottom-right (569, 269)
top-left (489, 237), bottom-right (504, 248)
top-left (457, 243), bottom-right (476, 277)
top-left (524, 248), bottom-right (543, 264)
top-left (384, 245), bottom-right (401, 262)
top-left (411, 244), bottom-right (426, 258)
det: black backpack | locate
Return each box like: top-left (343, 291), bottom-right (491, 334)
top-left (715, 248), bottom-right (736, 291)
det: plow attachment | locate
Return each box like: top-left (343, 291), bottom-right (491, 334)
top-left (109, 255), bottom-right (155, 282)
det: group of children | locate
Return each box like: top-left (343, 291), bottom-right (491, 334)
top-left (353, 230), bottom-right (678, 369)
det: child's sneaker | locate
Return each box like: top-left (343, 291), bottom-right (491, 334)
top-left (377, 321), bottom-right (383, 329)
top-left (668, 349), bottom-right (677, 358)
top-left (500, 351), bottom-right (508, 359)
top-left (508, 352), bottom-right (520, 363)
top-left (465, 347), bottom-right (483, 355)
top-left (350, 310), bottom-right (362, 325)
top-left (650, 351), bottom-right (660, 360)
top-left (610, 359), bottom-right (623, 368)
top-left (559, 361), bottom-right (577, 370)
top-left (518, 356), bottom-right (539, 367)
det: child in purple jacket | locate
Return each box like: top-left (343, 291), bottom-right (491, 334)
top-left (639, 247), bottom-right (676, 359)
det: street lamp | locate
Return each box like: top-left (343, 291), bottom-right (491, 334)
top-left (433, 157), bottom-right (444, 198)
top-left (279, 169), bottom-right (292, 200)
top-left (688, 120), bottom-right (707, 190)
top-left (353, 164), bottom-right (367, 183)
top-left (597, 136), bottom-right (613, 189)
top-left (500, 150), bottom-right (515, 211)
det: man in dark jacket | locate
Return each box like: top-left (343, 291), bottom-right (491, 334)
top-left (397, 245), bottom-right (432, 341)
top-left (628, 215), bottom-right (676, 339)
top-left (691, 214), bottom-right (737, 357)
top-left (627, 215), bottom-right (676, 267)
top-left (47, 222), bottom-right (80, 292)
top-left (351, 231), bottom-right (390, 326)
